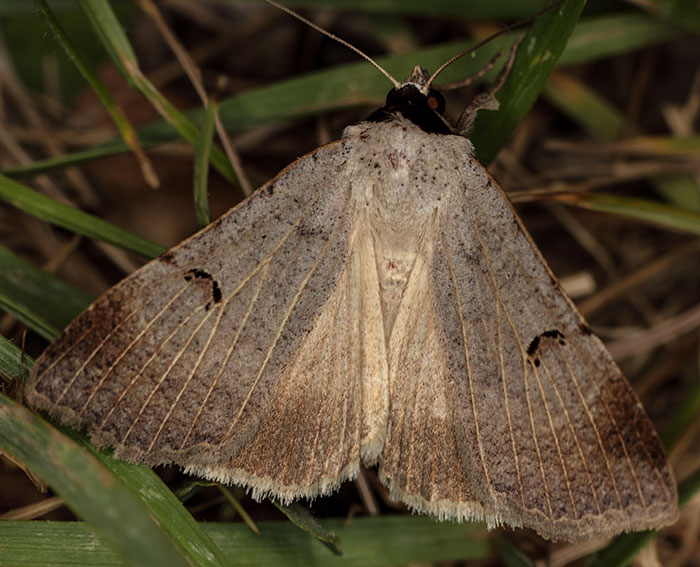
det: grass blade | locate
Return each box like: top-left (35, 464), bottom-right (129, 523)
top-left (193, 99), bottom-right (217, 228)
top-left (543, 71), bottom-right (625, 142)
top-left (0, 174), bottom-right (165, 258)
top-left (0, 291), bottom-right (59, 341)
top-left (494, 535), bottom-right (536, 567)
top-left (470, 0), bottom-right (588, 164)
top-left (0, 244), bottom-right (92, 329)
top-left (77, 0), bottom-right (238, 187)
top-left (32, 0), bottom-right (158, 188)
top-left (0, 342), bottom-right (234, 567)
top-left (0, 335), bottom-right (30, 385)
top-left (2, 12), bottom-right (681, 180)
top-left (0, 394), bottom-right (191, 567)
top-left (273, 501), bottom-right (342, 554)
top-left (543, 72), bottom-right (700, 212)
top-left (544, 192), bottom-right (700, 235)
top-left (0, 516), bottom-right (490, 566)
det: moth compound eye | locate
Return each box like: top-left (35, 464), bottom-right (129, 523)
top-left (385, 88), bottom-right (401, 106)
top-left (427, 89), bottom-right (445, 114)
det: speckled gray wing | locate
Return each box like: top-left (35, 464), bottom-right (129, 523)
top-left (26, 140), bottom-right (373, 501)
top-left (379, 158), bottom-right (678, 542)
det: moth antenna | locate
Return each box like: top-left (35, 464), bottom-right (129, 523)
top-left (436, 49), bottom-right (503, 92)
top-left (424, 0), bottom-right (567, 92)
top-left (265, 0), bottom-right (401, 89)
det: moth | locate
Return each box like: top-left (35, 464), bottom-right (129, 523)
top-left (26, 2), bottom-right (678, 544)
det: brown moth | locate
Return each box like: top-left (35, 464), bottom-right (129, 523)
top-left (26, 3), bottom-right (678, 543)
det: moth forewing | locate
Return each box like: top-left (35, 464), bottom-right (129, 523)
top-left (434, 161), bottom-right (677, 541)
top-left (28, 140), bottom-right (370, 501)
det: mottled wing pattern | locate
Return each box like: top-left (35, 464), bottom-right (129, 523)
top-left (27, 140), bottom-right (376, 500)
top-left (380, 158), bottom-right (678, 542)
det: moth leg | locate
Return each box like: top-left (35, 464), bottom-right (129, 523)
top-left (436, 48), bottom-right (503, 92)
top-left (456, 36), bottom-right (522, 135)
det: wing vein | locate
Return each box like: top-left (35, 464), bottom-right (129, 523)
top-left (121, 305), bottom-right (218, 444)
top-left (219, 219), bottom-right (349, 445)
top-left (445, 252), bottom-right (494, 498)
top-left (77, 285), bottom-right (191, 414)
top-left (493, 279), bottom-right (526, 507)
top-left (531, 363), bottom-right (578, 516)
top-left (540, 363), bottom-right (602, 514)
top-left (54, 308), bottom-right (140, 404)
top-left (179, 262), bottom-right (272, 449)
top-left (559, 356), bottom-right (624, 508)
top-left (469, 217), bottom-right (554, 518)
top-left (95, 301), bottom-right (206, 429)
top-left (146, 301), bottom-right (230, 452)
top-left (493, 220), bottom-right (626, 512)
top-left (598, 385), bottom-right (647, 508)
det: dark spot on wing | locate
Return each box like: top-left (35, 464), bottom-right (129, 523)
top-left (212, 281), bottom-right (222, 303)
top-left (579, 323), bottom-right (593, 336)
top-left (527, 336), bottom-right (540, 357)
top-left (184, 268), bottom-right (222, 304)
top-left (527, 329), bottom-right (566, 358)
top-left (159, 251), bottom-right (176, 264)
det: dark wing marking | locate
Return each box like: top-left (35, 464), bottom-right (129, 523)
top-left (28, 140), bottom-right (374, 500)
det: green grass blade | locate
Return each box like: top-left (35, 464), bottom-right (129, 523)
top-left (0, 174), bottom-right (166, 258)
top-left (660, 379), bottom-right (700, 451)
top-left (32, 0), bottom-right (157, 188)
top-left (273, 501), bottom-right (342, 554)
top-left (2, 12), bottom-right (681, 180)
top-left (0, 394), bottom-right (191, 567)
top-left (655, 176), bottom-right (700, 212)
top-left (470, 0), bottom-right (588, 164)
top-left (0, 516), bottom-right (490, 566)
top-left (0, 335), bottom-right (30, 385)
top-left (558, 12), bottom-right (680, 66)
top-left (77, 0), bottom-right (137, 77)
top-left (84, 448), bottom-right (234, 567)
top-left (543, 71), bottom-right (625, 142)
top-left (0, 244), bottom-right (92, 328)
top-left (0, 337), bottom-right (488, 566)
top-left (591, 530), bottom-right (657, 567)
top-left (545, 193), bottom-right (700, 235)
top-left (0, 342), bottom-right (233, 567)
top-left (0, 291), bottom-right (59, 341)
top-left (218, 485), bottom-right (260, 534)
top-left (77, 0), bottom-right (237, 187)
top-left (193, 100), bottom-right (217, 228)
top-left (542, 73), bottom-right (700, 212)
top-left (494, 535), bottom-right (536, 566)
top-left (678, 465), bottom-right (700, 507)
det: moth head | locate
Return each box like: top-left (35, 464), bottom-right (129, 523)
top-left (266, 0), bottom-right (566, 136)
top-left (389, 65), bottom-right (447, 116)
top-left (367, 65), bottom-right (453, 135)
